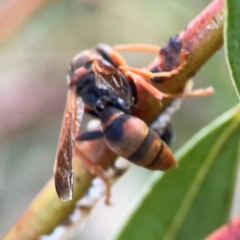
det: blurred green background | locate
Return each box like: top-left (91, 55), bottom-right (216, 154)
top-left (0, 0), bottom-right (239, 239)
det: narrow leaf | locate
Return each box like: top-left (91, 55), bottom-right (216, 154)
top-left (225, 0), bottom-right (240, 99)
top-left (112, 106), bottom-right (240, 240)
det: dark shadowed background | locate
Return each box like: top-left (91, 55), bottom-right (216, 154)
top-left (0, 0), bottom-right (239, 239)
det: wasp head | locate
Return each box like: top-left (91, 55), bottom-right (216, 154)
top-left (67, 51), bottom-right (93, 87)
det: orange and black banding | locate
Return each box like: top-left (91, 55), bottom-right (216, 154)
top-left (102, 111), bottom-right (148, 157)
top-left (128, 129), bottom-right (161, 166)
top-left (100, 108), bottom-right (176, 170)
top-left (128, 128), bottom-right (176, 170)
top-left (147, 140), bottom-right (177, 170)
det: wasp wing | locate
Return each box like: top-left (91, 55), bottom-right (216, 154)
top-left (93, 60), bottom-right (136, 108)
top-left (54, 88), bottom-right (84, 202)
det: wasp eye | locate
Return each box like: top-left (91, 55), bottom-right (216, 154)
top-left (95, 44), bottom-right (114, 65)
top-left (72, 54), bottom-right (90, 72)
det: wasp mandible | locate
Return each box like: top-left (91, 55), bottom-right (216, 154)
top-left (54, 43), bottom-right (214, 202)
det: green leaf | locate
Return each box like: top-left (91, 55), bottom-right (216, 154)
top-left (225, 0), bottom-right (240, 99)
top-left (111, 106), bottom-right (240, 240)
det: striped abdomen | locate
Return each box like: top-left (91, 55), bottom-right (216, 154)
top-left (100, 108), bottom-right (177, 170)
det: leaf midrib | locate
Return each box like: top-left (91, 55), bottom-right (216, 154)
top-left (162, 116), bottom-right (240, 240)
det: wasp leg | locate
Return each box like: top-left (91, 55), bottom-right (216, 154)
top-left (76, 131), bottom-right (103, 141)
top-left (149, 50), bottom-right (188, 78)
top-left (125, 70), bottom-right (214, 100)
top-left (109, 49), bottom-right (128, 66)
top-left (114, 44), bottom-right (160, 54)
top-left (84, 107), bottom-right (99, 118)
top-left (125, 70), bottom-right (165, 100)
top-left (119, 50), bottom-right (188, 79)
top-left (75, 132), bottom-right (111, 205)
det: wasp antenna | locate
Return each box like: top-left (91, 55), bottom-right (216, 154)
top-left (114, 44), bottom-right (160, 54)
top-left (125, 71), bottom-right (165, 100)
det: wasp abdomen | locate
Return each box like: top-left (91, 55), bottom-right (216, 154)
top-left (146, 139), bottom-right (177, 170)
top-left (102, 113), bottom-right (148, 157)
top-left (128, 127), bottom-right (177, 170)
top-left (100, 108), bottom-right (176, 170)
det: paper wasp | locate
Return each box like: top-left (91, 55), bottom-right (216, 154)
top-left (54, 43), bottom-right (214, 202)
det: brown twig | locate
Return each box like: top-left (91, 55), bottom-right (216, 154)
top-left (3, 0), bottom-right (224, 239)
